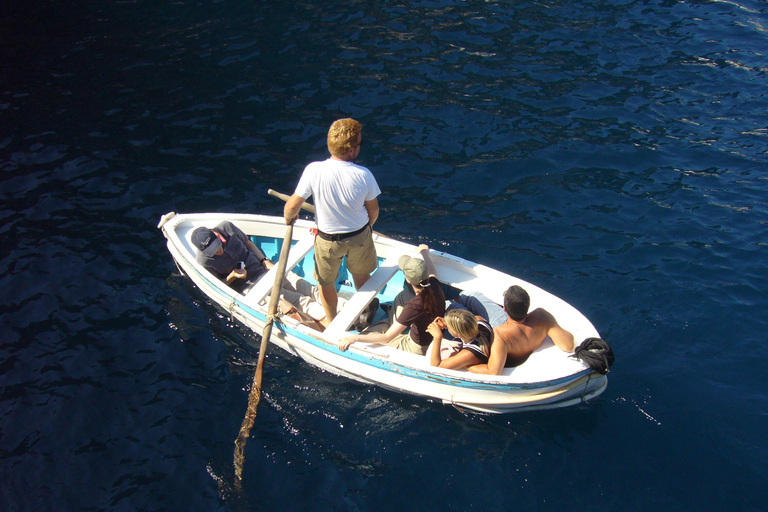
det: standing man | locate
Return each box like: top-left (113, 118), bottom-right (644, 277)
top-left (284, 118), bottom-right (381, 322)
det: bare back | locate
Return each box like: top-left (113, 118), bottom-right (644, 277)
top-left (495, 308), bottom-right (574, 366)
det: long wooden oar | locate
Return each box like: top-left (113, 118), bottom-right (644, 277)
top-left (268, 188), bottom-right (316, 214)
top-left (233, 219), bottom-right (294, 489)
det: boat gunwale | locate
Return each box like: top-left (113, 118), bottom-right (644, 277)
top-left (159, 211), bottom-right (605, 408)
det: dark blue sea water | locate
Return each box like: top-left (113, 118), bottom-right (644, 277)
top-left (2, 0), bottom-right (767, 510)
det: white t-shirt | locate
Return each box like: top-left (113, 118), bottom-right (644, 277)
top-left (295, 158), bottom-right (381, 234)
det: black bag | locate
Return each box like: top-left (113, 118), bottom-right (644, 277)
top-left (573, 337), bottom-right (614, 375)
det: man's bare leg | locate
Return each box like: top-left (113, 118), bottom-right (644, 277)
top-left (351, 272), bottom-right (370, 290)
top-left (319, 284), bottom-right (339, 322)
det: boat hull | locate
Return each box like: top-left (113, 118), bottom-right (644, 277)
top-left (158, 212), bottom-right (608, 414)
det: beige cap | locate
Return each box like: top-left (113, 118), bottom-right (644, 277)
top-left (398, 254), bottom-right (428, 284)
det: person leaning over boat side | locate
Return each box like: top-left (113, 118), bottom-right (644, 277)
top-left (191, 221), bottom-right (269, 293)
top-left (426, 309), bottom-right (493, 370)
top-left (467, 285), bottom-right (575, 375)
top-left (283, 118), bottom-right (381, 324)
top-left (338, 245), bottom-right (445, 355)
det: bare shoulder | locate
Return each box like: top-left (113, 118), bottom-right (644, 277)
top-left (529, 308), bottom-right (558, 326)
top-left (494, 321), bottom-right (522, 342)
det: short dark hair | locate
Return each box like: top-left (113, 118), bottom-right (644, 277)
top-left (503, 285), bottom-right (530, 321)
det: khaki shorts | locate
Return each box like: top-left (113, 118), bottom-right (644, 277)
top-left (387, 333), bottom-right (427, 355)
top-left (363, 321), bottom-right (426, 355)
top-left (313, 227), bottom-right (377, 286)
top-left (363, 287), bottom-right (425, 355)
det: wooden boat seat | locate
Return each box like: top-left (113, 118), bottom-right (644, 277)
top-left (241, 236), bottom-right (316, 307)
top-left (322, 255), bottom-right (401, 341)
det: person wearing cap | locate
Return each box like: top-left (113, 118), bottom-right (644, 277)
top-left (191, 221), bottom-right (269, 293)
top-left (338, 244), bottom-right (445, 355)
top-left (191, 221), bottom-right (356, 330)
top-left (283, 118), bottom-right (381, 324)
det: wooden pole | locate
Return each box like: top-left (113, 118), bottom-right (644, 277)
top-left (268, 188), bottom-right (316, 214)
top-left (233, 220), bottom-right (294, 489)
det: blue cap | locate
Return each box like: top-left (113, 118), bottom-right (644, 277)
top-left (191, 227), bottom-right (222, 256)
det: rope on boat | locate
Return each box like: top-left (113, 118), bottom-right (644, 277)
top-left (580, 372), bottom-right (593, 404)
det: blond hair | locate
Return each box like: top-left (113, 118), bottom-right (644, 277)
top-left (327, 118), bottom-right (362, 158)
top-left (444, 309), bottom-right (478, 340)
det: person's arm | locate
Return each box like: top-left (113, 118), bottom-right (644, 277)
top-left (427, 321), bottom-right (445, 367)
top-left (364, 198), bottom-right (379, 227)
top-left (544, 311), bottom-right (575, 352)
top-left (245, 240), bottom-right (268, 269)
top-left (417, 244), bottom-right (438, 278)
top-left (530, 308), bottom-right (575, 353)
top-left (440, 350), bottom-right (482, 370)
top-left (284, 193), bottom-right (306, 225)
top-left (339, 321), bottom-right (407, 351)
top-left (467, 331), bottom-right (507, 375)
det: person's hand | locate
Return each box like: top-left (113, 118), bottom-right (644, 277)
top-left (285, 215), bottom-right (298, 226)
top-left (263, 259), bottom-right (274, 270)
top-left (427, 321), bottom-right (443, 340)
top-left (338, 336), bottom-right (357, 352)
top-left (228, 268), bottom-right (246, 281)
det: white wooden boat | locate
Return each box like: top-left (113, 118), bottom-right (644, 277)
top-left (158, 211), bottom-right (608, 414)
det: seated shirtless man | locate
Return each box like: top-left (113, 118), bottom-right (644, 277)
top-left (467, 285), bottom-right (575, 375)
